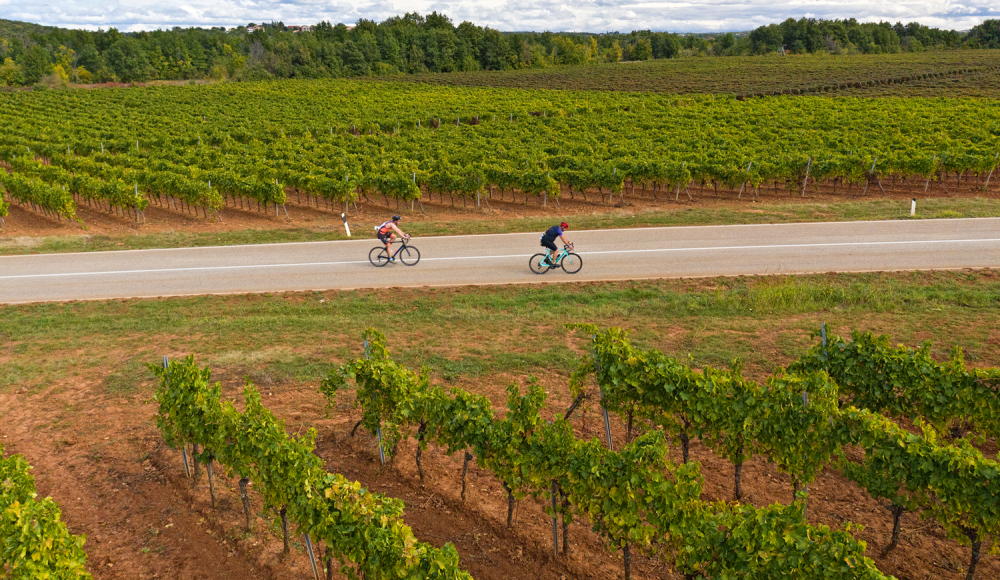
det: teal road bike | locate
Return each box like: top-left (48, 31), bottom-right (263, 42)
top-left (529, 244), bottom-right (582, 274)
top-left (369, 236), bottom-right (421, 267)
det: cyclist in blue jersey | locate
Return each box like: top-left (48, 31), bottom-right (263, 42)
top-left (539, 222), bottom-right (572, 266)
top-left (376, 215), bottom-right (408, 263)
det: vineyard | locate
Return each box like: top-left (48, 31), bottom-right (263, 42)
top-left (118, 325), bottom-right (1000, 580)
top-left (393, 50), bottom-right (1000, 97)
top-left (0, 445), bottom-right (91, 578)
top-left (2, 79), bottom-right (1000, 228)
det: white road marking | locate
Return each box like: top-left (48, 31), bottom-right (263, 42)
top-left (2, 237), bottom-right (998, 280)
top-left (1, 216), bottom-right (995, 259)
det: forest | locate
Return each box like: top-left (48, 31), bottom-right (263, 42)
top-left (0, 14), bottom-right (998, 87)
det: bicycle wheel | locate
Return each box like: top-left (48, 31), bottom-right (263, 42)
top-left (561, 252), bottom-right (583, 274)
top-left (398, 245), bottom-right (421, 266)
top-left (529, 254), bottom-right (550, 274)
top-left (369, 246), bottom-right (390, 267)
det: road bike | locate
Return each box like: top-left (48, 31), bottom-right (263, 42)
top-left (369, 236), bottom-right (421, 267)
top-left (529, 244), bottom-right (582, 274)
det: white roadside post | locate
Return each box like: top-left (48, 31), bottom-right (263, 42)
top-left (910, 198), bottom-right (916, 217)
top-left (341, 213), bottom-right (351, 237)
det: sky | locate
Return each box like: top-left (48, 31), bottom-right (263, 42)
top-left (2, 0), bottom-right (998, 34)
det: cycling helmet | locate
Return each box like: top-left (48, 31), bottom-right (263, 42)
top-left (560, 222), bottom-right (569, 229)
top-left (392, 215), bottom-right (401, 221)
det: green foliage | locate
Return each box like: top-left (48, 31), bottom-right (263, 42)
top-left (0, 15), bottom-right (989, 89)
top-left (789, 330), bottom-right (1000, 440)
top-left (326, 330), bottom-right (892, 580)
top-left (836, 408), bottom-right (1000, 550)
top-left (21, 45), bottom-right (50, 85)
top-left (573, 325), bottom-right (1000, 572)
top-left (4, 79), bottom-right (1000, 224)
top-left (0, 170), bottom-right (76, 220)
top-left (0, 444), bottom-right (92, 579)
top-left (401, 49), bottom-right (1000, 98)
top-left (630, 38), bottom-right (652, 61)
top-left (104, 38), bottom-right (154, 82)
top-left (152, 357), bottom-right (471, 580)
top-left (966, 20), bottom-right (1000, 49)
top-left (754, 371), bottom-right (840, 487)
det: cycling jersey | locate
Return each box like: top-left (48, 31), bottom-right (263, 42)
top-left (377, 221), bottom-right (395, 236)
top-left (541, 225), bottom-right (563, 243)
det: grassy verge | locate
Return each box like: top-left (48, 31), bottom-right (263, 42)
top-left (2, 269), bottom-right (999, 393)
top-left (2, 197), bottom-right (999, 256)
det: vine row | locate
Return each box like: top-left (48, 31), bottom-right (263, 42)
top-left (575, 324), bottom-right (1000, 580)
top-left (0, 444), bottom-right (91, 579)
top-left (320, 329), bottom-right (890, 580)
top-left (151, 356), bottom-right (470, 580)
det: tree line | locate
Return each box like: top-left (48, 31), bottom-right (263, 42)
top-left (1, 13), bottom-right (999, 87)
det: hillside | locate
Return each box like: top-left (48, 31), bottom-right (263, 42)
top-left (0, 18), bottom-right (60, 37)
top-left (389, 49), bottom-right (1000, 97)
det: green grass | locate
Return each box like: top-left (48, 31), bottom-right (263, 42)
top-left (2, 270), bottom-right (999, 392)
top-left (102, 356), bottom-right (156, 395)
top-left (3, 197), bottom-right (999, 256)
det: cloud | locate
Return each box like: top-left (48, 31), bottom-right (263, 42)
top-left (5, 0), bottom-right (1000, 32)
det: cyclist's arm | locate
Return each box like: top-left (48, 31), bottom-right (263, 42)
top-left (390, 224), bottom-right (406, 237)
top-left (559, 234), bottom-right (570, 245)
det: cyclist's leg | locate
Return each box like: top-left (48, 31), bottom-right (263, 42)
top-left (378, 234), bottom-right (392, 261)
top-left (541, 239), bottom-right (558, 264)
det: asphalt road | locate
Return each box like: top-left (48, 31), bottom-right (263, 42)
top-left (1, 218), bottom-right (998, 304)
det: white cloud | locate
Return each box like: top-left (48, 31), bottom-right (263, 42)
top-left (4, 0), bottom-right (1000, 32)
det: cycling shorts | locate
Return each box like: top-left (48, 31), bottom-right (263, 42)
top-left (540, 238), bottom-right (558, 252)
top-left (378, 232), bottom-right (392, 244)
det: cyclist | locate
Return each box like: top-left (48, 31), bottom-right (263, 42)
top-left (540, 222), bottom-right (572, 266)
top-left (377, 215), bottom-right (408, 263)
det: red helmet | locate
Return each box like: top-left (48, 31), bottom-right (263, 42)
top-left (560, 222), bottom-right (569, 229)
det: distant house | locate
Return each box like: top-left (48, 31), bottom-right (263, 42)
top-left (288, 25), bottom-right (301, 32)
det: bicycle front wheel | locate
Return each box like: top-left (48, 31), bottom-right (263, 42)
top-left (529, 254), bottom-right (550, 274)
top-left (369, 246), bottom-right (390, 267)
top-left (398, 245), bottom-right (421, 266)
top-left (561, 252), bottom-right (583, 274)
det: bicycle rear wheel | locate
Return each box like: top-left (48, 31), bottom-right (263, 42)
top-left (369, 246), bottom-right (390, 267)
top-left (529, 254), bottom-right (550, 274)
top-left (561, 252), bottom-right (583, 274)
top-left (398, 245), bottom-right (421, 266)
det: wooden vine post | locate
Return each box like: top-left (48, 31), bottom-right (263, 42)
top-left (801, 157), bottom-right (812, 196)
top-left (239, 477), bottom-right (252, 530)
top-left (737, 161), bottom-right (752, 198)
top-left (984, 152), bottom-right (999, 191)
top-left (303, 533), bottom-right (321, 580)
top-left (551, 479), bottom-right (559, 557)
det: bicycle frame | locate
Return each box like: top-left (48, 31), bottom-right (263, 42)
top-left (385, 237), bottom-right (411, 259)
top-left (547, 246), bottom-right (571, 265)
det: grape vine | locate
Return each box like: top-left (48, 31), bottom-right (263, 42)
top-left (2, 83), bottom-right (999, 224)
top-left (151, 356), bottom-right (471, 580)
top-left (322, 329), bottom-right (891, 580)
top-left (0, 444), bottom-right (91, 579)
